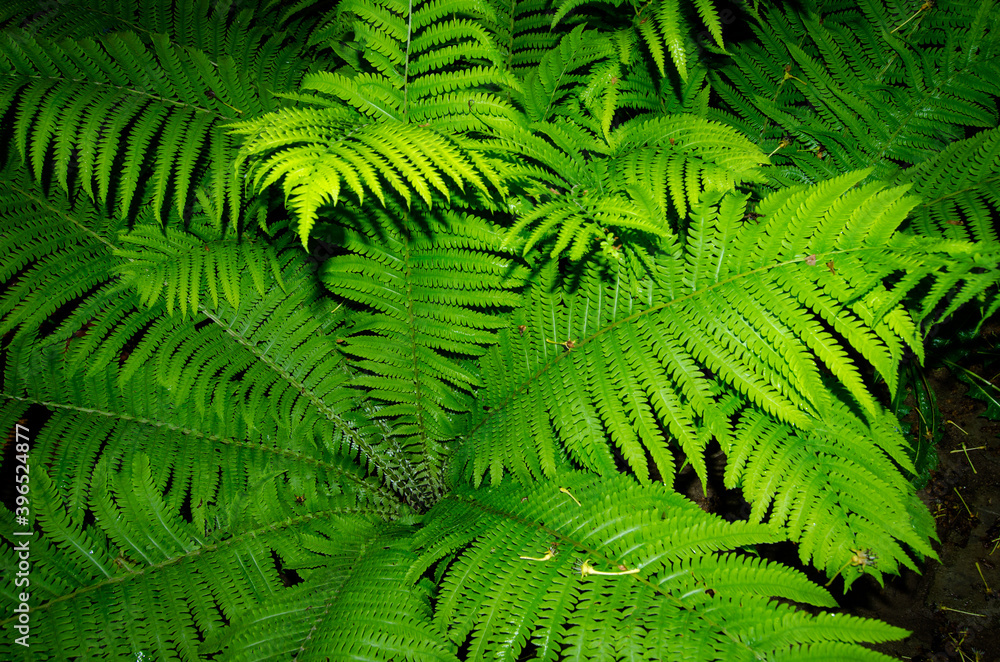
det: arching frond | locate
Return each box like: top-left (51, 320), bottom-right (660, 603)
top-left (412, 472), bottom-right (907, 661)
top-left (457, 170), bottom-right (1000, 576)
top-left (709, 0), bottom-right (1000, 186)
top-left (0, 23), bottom-right (307, 227)
top-left (202, 524), bottom-right (460, 662)
top-left (233, 115), bottom-right (502, 245)
top-left (0, 163), bottom-right (415, 511)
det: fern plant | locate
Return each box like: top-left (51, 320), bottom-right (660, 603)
top-left (1, 0), bottom-right (999, 660)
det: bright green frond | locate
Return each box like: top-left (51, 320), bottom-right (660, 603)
top-left (727, 398), bottom-right (937, 589)
top-left (411, 472), bottom-right (907, 661)
top-left (234, 115), bottom-right (498, 246)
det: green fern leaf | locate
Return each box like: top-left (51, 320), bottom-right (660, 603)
top-left (113, 222), bottom-right (284, 317)
top-left (411, 472), bottom-right (907, 660)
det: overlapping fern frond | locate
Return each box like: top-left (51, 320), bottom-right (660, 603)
top-left (726, 397), bottom-right (938, 586)
top-left (710, 0), bottom-right (1000, 185)
top-left (898, 127), bottom-right (1000, 243)
top-left (411, 471), bottom-right (907, 660)
top-left (0, 437), bottom-right (387, 658)
top-left (316, 201), bottom-right (526, 499)
top-left (233, 0), bottom-right (521, 245)
top-left (0, 31), bottom-right (279, 226)
top-left (894, 127), bottom-right (1000, 320)
top-left (202, 523), bottom-right (459, 662)
top-left (234, 114), bottom-right (503, 246)
top-left (456, 169), bottom-right (999, 579)
top-left (550, 0), bottom-right (725, 82)
top-left (4, 0), bottom-right (1000, 659)
top-left (113, 218), bottom-right (286, 318)
top-left (0, 0), bottom-right (314, 58)
top-left (481, 0), bottom-right (567, 75)
top-left (489, 112), bottom-right (767, 260)
top-left (463, 170), bottom-right (919, 487)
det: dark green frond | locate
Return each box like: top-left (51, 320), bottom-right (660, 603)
top-left (203, 524), bottom-right (460, 662)
top-left (897, 127), bottom-right (1000, 245)
top-left (710, 0), bottom-right (1000, 186)
top-left (0, 26), bottom-right (305, 226)
top-left (113, 221), bottom-right (285, 317)
top-left (549, 0), bottom-right (727, 81)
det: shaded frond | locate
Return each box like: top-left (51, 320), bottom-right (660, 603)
top-left (514, 25), bottom-right (615, 124)
top-left (203, 524), bottom-right (459, 662)
top-left (0, 25), bottom-right (303, 226)
top-left (710, 0), bottom-right (1000, 185)
top-left (897, 126), bottom-right (1000, 245)
top-left (113, 221), bottom-right (285, 317)
top-left (0, 446), bottom-right (388, 659)
top-left (309, 0), bottom-right (518, 128)
top-left (550, 0), bottom-right (726, 81)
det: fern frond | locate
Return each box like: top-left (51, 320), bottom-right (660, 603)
top-left (311, 0), bottom-right (517, 125)
top-left (897, 127), bottom-right (1000, 245)
top-left (515, 25), bottom-right (615, 123)
top-left (0, 451), bottom-right (388, 659)
top-left (480, 0), bottom-right (565, 76)
top-left (0, 26), bottom-right (301, 226)
top-left (233, 113), bottom-right (501, 246)
top-left (316, 203), bottom-right (526, 497)
top-left (710, 0), bottom-right (1000, 185)
top-left (203, 524), bottom-right (460, 661)
top-left (549, 0), bottom-right (726, 82)
top-left (411, 472), bottom-right (907, 660)
top-left (727, 397), bottom-right (938, 588)
top-left (609, 114), bottom-right (768, 219)
top-left (491, 113), bottom-right (766, 260)
top-left (0, 169), bottom-right (122, 343)
top-left (113, 221), bottom-right (285, 317)
top-left (457, 171), bottom-right (1000, 579)
top-left (0, 163), bottom-right (430, 509)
